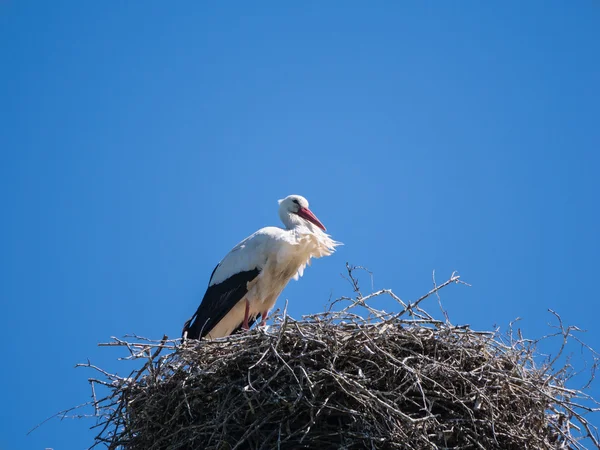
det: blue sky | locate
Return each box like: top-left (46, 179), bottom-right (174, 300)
top-left (1, 2), bottom-right (599, 448)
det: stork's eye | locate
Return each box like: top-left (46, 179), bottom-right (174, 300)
top-left (292, 199), bottom-right (300, 205)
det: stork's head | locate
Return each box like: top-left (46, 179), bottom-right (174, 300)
top-left (278, 194), bottom-right (326, 232)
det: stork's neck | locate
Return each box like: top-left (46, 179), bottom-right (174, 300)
top-left (280, 211), bottom-right (302, 230)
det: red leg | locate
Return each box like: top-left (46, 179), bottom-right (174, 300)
top-left (242, 300), bottom-right (250, 330)
top-left (259, 310), bottom-right (269, 327)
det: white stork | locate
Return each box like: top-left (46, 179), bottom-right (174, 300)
top-left (182, 194), bottom-right (340, 340)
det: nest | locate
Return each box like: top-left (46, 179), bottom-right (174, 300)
top-left (79, 271), bottom-right (599, 449)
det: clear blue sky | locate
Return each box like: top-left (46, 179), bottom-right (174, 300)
top-left (1, 2), bottom-right (599, 449)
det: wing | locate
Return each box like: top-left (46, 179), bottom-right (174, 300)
top-left (182, 228), bottom-right (280, 339)
top-left (182, 266), bottom-right (260, 339)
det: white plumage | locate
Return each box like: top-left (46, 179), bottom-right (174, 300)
top-left (182, 195), bottom-right (340, 340)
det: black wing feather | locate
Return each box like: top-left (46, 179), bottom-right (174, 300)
top-left (182, 266), bottom-right (260, 339)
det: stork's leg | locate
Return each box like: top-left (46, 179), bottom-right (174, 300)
top-left (259, 310), bottom-right (270, 327)
top-left (242, 299), bottom-right (250, 330)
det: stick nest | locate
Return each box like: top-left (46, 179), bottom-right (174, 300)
top-left (81, 271), bottom-right (599, 449)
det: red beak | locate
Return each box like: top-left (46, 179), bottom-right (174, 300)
top-left (297, 207), bottom-right (326, 231)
